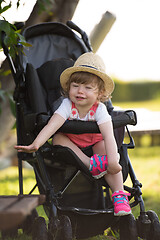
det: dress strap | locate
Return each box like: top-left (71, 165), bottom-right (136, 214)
top-left (70, 101), bottom-right (99, 121)
top-left (88, 102), bottom-right (98, 121)
top-left (70, 102), bottom-right (78, 119)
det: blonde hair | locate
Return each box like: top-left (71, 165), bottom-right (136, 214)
top-left (62, 71), bottom-right (110, 102)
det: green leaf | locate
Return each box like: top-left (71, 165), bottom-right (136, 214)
top-left (1, 4), bottom-right (11, 14)
top-left (0, 2), bottom-right (11, 14)
top-left (0, 20), bottom-right (11, 35)
top-left (20, 42), bottom-right (32, 47)
top-left (0, 19), bottom-right (31, 58)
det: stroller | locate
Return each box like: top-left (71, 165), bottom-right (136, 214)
top-left (1, 20), bottom-right (160, 240)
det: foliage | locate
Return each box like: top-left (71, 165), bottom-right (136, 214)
top-left (112, 98), bottom-right (160, 111)
top-left (0, 20), bottom-right (30, 58)
top-left (0, 1), bottom-right (30, 57)
top-left (112, 78), bottom-right (160, 102)
top-left (0, 1), bottom-right (33, 119)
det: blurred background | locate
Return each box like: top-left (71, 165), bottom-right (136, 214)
top-left (0, 0), bottom-right (160, 239)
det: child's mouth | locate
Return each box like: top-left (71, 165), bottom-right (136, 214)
top-left (76, 96), bottom-right (85, 100)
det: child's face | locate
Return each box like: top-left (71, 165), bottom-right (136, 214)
top-left (69, 81), bottom-right (101, 108)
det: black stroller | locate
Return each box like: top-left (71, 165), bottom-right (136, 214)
top-left (1, 21), bottom-right (160, 240)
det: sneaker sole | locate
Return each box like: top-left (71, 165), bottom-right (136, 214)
top-left (92, 170), bottom-right (107, 179)
top-left (114, 210), bottom-right (132, 216)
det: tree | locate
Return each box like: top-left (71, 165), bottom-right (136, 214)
top-left (0, 0), bottom-right (79, 151)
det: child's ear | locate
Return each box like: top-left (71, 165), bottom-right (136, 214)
top-left (98, 90), bottom-right (104, 99)
top-left (98, 90), bottom-right (110, 102)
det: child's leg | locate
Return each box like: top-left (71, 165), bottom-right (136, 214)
top-left (53, 133), bottom-right (109, 179)
top-left (92, 140), bottom-right (121, 174)
top-left (104, 171), bottom-right (124, 192)
top-left (53, 133), bottom-right (90, 168)
top-left (93, 140), bottom-right (124, 190)
top-left (93, 140), bottom-right (131, 216)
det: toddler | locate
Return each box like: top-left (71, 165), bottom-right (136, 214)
top-left (15, 52), bottom-right (131, 216)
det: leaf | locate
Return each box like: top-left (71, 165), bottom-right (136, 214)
top-left (0, 3), bottom-right (11, 14)
top-left (0, 20), bottom-right (31, 58)
top-left (0, 20), bottom-right (11, 35)
top-left (16, 32), bottom-right (26, 42)
top-left (0, 69), bottom-right (11, 76)
top-left (20, 42), bottom-right (32, 47)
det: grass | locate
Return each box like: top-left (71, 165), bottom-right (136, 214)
top-left (125, 146), bottom-right (160, 219)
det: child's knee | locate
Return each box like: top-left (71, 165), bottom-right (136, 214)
top-left (108, 162), bottom-right (122, 174)
top-left (52, 133), bottom-right (65, 145)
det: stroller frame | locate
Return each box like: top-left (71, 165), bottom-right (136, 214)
top-left (1, 21), bottom-right (160, 240)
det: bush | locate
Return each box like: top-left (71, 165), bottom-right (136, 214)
top-left (112, 79), bottom-right (160, 102)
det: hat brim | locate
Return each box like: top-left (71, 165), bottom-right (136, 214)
top-left (60, 66), bottom-right (114, 97)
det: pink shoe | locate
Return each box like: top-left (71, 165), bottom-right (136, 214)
top-left (89, 154), bottom-right (108, 179)
top-left (112, 191), bottom-right (131, 216)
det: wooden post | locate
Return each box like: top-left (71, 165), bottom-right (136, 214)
top-left (89, 11), bottom-right (116, 53)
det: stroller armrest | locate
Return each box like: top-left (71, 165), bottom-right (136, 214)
top-left (111, 110), bottom-right (137, 128)
top-left (35, 109), bottom-right (137, 134)
top-left (59, 110), bottom-right (137, 133)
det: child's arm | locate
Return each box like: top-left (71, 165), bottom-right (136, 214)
top-left (99, 121), bottom-right (122, 174)
top-left (14, 113), bottom-right (65, 153)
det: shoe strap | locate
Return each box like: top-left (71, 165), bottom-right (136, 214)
top-left (112, 191), bottom-right (131, 198)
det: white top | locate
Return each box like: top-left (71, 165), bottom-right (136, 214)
top-left (55, 98), bottom-right (111, 125)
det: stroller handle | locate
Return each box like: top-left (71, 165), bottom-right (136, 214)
top-left (67, 20), bottom-right (92, 51)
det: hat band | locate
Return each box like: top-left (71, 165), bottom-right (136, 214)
top-left (79, 64), bottom-right (98, 70)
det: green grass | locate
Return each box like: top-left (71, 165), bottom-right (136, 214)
top-left (0, 146), bottom-right (160, 239)
top-left (125, 146), bottom-right (160, 219)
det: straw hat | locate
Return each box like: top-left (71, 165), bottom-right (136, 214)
top-left (60, 52), bottom-right (114, 97)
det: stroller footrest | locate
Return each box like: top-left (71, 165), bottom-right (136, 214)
top-left (58, 205), bottom-right (113, 215)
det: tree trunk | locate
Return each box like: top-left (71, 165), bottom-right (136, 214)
top-left (0, 0), bottom-right (79, 148)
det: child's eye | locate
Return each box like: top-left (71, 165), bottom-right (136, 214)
top-left (86, 86), bottom-right (92, 89)
top-left (72, 83), bottom-right (79, 87)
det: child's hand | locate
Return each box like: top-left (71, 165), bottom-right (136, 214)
top-left (14, 144), bottom-right (39, 153)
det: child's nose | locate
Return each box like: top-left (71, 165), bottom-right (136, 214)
top-left (78, 85), bottom-right (84, 93)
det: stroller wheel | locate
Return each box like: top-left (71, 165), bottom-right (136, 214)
top-left (48, 215), bottom-right (72, 240)
top-left (119, 214), bottom-right (138, 240)
top-left (58, 215), bottom-right (72, 240)
top-left (146, 210), bottom-right (160, 240)
top-left (32, 216), bottom-right (48, 240)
